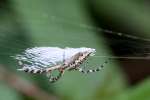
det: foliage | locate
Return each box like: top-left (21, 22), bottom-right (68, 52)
top-left (0, 0), bottom-right (149, 100)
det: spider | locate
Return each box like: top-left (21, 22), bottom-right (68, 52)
top-left (14, 47), bottom-right (108, 83)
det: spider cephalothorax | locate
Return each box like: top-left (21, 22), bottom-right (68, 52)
top-left (14, 47), bottom-right (108, 82)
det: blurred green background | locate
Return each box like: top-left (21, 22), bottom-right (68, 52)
top-left (0, 0), bottom-right (149, 100)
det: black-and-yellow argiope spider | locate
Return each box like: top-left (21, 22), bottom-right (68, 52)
top-left (14, 47), bottom-right (108, 83)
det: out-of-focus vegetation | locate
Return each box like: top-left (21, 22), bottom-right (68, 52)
top-left (0, 0), bottom-right (149, 100)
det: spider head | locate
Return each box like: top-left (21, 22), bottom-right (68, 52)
top-left (78, 47), bottom-right (96, 56)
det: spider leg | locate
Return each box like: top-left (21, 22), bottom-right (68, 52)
top-left (67, 62), bottom-right (86, 71)
top-left (76, 59), bottom-right (109, 74)
top-left (17, 60), bottom-right (46, 74)
top-left (17, 66), bottom-right (46, 74)
top-left (48, 68), bottom-right (65, 83)
top-left (45, 64), bottom-right (62, 72)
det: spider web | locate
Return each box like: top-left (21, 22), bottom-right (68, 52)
top-left (0, 15), bottom-right (150, 61)
top-left (49, 15), bottom-right (150, 60)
